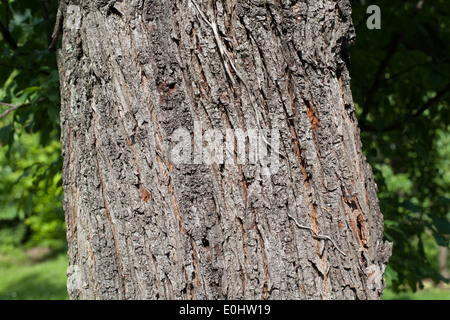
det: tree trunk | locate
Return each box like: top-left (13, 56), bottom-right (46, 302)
top-left (438, 246), bottom-right (448, 281)
top-left (58, 0), bottom-right (392, 300)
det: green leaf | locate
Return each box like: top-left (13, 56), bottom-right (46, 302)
top-left (16, 86), bottom-right (43, 103)
top-left (16, 86), bottom-right (41, 97)
top-left (384, 219), bottom-right (400, 227)
top-left (48, 105), bottom-right (60, 125)
top-left (433, 234), bottom-right (449, 247)
top-left (385, 264), bottom-right (399, 282)
top-left (0, 124), bottom-right (14, 146)
top-left (431, 215), bottom-right (450, 235)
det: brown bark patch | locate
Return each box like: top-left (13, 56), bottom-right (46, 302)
top-left (305, 100), bottom-right (320, 130)
top-left (140, 185), bottom-right (152, 203)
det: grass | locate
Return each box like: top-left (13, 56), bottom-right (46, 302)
top-left (382, 282), bottom-right (450, 300)
top-left (383, 287), bottom-right (450, 300)
top-left (0, 250), bottom-right (69, 300)
top-left (0, 249), bottom-right (448, 300)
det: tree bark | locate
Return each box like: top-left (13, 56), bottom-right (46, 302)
top-left (438, 246), bottom-right (448, 281)
top-left (58, 0), bottom-right (392, 300)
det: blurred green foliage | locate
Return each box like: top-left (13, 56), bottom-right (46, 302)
top-left (0, 134), bottom-right (64, 248)
top-left (350, 0), bottom-right (450, 291)
top-left (0, 0), bottom-right (448, 295)
top-left (0, 0), bottom-right (63, 252)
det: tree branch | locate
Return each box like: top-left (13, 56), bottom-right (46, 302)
top-left (40, 0), bottom-right (53, 48)
top-left (0, 97), bottom-right (48, 120)
top-left (360, 33), bottom-right (400, 121)
top-left (49, 0), bottom-right (66, 51)
top-left (382, 61), bottom-right (448, 84)
top-left (0, 20), bottom-right (18, 50)
top-left (0, 102), bottom-right (24, 119)
top-left (361, 82), bottom-right (450, 133)
top-left (383, 82), bottom-right (450, 131)
top-left (360, 2), bottom-right (430, 123)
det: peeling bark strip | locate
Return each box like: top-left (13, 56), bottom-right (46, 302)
top-left (58, 0), bottom-right (392, 300)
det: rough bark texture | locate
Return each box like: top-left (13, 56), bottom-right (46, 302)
top-left (58, 0), bottom-right (392, 300)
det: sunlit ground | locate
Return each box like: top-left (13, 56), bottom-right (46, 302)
top-left (0, 250), bottom-right (69, 300)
